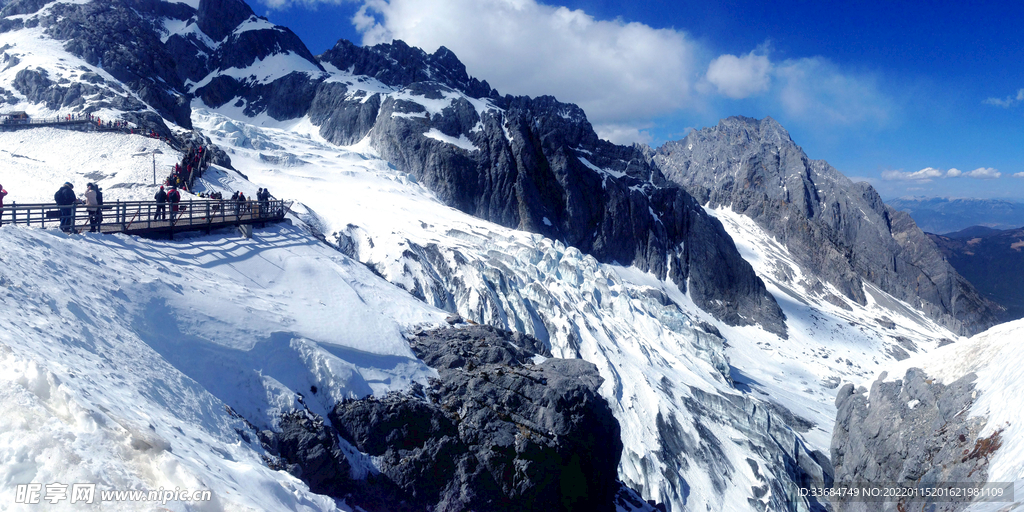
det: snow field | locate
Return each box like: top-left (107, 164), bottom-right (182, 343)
top-left (0, 209), bottom-right (446, 510)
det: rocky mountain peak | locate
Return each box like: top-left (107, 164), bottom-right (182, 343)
top-left (198, 0), bottom-right (256, 41)
top-left (319, 38), bottom-right (497, 99)
top-left (656, 116), bottom-right (1002, 335)
top-left (696, 115), bottom-right (794, 149)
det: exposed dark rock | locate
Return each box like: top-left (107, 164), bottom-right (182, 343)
top-left (0, 0), bottom-right (51, 17)
top-left (329, 325), bottom-right (622, 512)
top-left (272, 411), bottom-right (352, 496)
top-left (831, 369), bottom-right (1002, 512)
top-left (307, 81), bottom-right (382, 145)
top-left (12, 67), bottom-right (150, 115)
top-left (5, 0), bottom-right (324, 128)
top-left (365, 84), bottom-right (785, 335)
top-left (38, 0), bottom-right (194, 128)
top-left (655, 116), bottom-right (1001, 336)
top-left (197, 0), bottom-right (253, 42)
top-left (257, 325), bottom-right (625, 511)
top-left (196, 71), bottom-right (321, 121)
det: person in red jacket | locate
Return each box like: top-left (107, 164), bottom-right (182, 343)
top-left (168, 186), bottom-right (181, 217)
top-left (0, 184), bottom-right (7, 226)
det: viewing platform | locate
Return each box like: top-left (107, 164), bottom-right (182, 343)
top-left (1, 199), bottom-right (290, 239)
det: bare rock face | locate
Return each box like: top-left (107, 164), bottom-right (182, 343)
top-left (831, 369), bottom-right (1003, 512)
top-left (655, 116), bottom-right (1001, 336)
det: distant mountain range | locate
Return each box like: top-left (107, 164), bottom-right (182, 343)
top-left (887, 197), bottom-right (1024, 235)
top-left (929, 226), bottom-right (1024, 321)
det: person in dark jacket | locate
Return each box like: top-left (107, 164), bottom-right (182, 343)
top-left (0, 183), bottom-right (7, 227)
top-left (54, 182), bottom-right (80, 233)
top-left (154, 186), bottom-right (167, 220)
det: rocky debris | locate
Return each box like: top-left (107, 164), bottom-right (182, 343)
top-left (259, 325), bottom-right (625, 511)
top-left (655, 116), bottom-right (1001, 336)
top-left (264, 410), bottom-right (352, 497)
top-left (831, 368), bottom-right (1001, 512)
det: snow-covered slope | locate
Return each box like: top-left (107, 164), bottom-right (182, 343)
top-left (0, 130), bottom-right (451, 509)
top-left (705, 206), bottom-right (961, 447)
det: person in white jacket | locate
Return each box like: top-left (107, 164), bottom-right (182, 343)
top-left (83, 183), bottom-right (102, 232)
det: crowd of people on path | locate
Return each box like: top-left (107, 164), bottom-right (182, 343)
top-left (165, 145), bottom-right (207, 191)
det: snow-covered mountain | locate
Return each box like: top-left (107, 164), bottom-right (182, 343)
top-left (655, 117), bottom-right (1001, 337)
top-left (0, 1), bottom-right (1016, 511)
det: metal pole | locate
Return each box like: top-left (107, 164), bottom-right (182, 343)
top-left (153, 154), bottom-right (156, 185)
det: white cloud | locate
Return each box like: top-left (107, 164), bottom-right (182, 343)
top-left (774, 57), bottom-right (889, 125)
top-left (594, 124), bottom-right (653, 145)
top-left (706, 52), bottom-right (771, 99)
top-left (1014, 172), bottom-right (1024, 178)
top-left (257, 0), bottom-right (347, 9)
top-left (964, 167), bottom-right (1001, 179)
top-left (882, 166), bottom-right (1001, 181)
top-left (882, 168), bottom-right (945, 181)
top-left (352, 0), bottom-right (700, 128)
top-left (984, 88), bottom-right (1024, 108)
top-left (348, 0), bottom-right (892, 144)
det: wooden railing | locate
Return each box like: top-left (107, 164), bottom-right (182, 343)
top-left (0, 199), bottom-right (289, 236)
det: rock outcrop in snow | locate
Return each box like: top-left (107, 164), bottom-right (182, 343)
top-left (831, 369), bottom-right (998, 512)
top-left (264, 324), bottom-right (627, 512)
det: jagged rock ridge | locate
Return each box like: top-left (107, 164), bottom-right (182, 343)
top-left (655, 116), bottom-right (1001, 336)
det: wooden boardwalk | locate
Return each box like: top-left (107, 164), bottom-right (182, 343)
top-left (1, 199), bottom-right (290, 238)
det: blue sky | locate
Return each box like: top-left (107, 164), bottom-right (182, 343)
top-left (258, 0), bottom-right (1024, 200)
